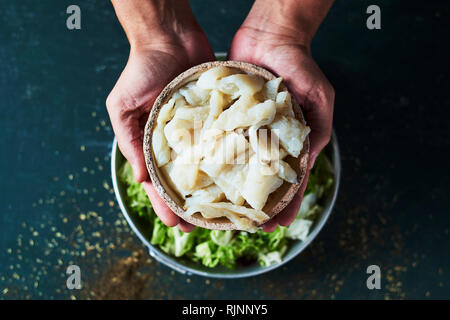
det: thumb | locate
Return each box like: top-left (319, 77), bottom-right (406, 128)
top-left (287, 72), bottom-right (334, 164)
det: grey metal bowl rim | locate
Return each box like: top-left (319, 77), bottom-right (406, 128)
top-left (110, 129), bottom-right (341, 278)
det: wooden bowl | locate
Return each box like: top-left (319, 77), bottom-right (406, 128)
top-left (143, 61), bottom-right (310, 230)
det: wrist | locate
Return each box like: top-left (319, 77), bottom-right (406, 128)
top-left (243, 0), bottom-right (334, 47)
top-left (111, 0), bottom-right (200, 50)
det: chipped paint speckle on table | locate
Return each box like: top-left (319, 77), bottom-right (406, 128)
top-left (0, 0), bottom-right (449, 299)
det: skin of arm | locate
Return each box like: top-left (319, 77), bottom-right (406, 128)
top-left (110, 0), bottom-right (201, 49)
top-left (229, 0), bottom-right (335, 231)
top-left (107, 0), bottom-right (214, 232)
top-left (238, 0), bottom-right (334, 47)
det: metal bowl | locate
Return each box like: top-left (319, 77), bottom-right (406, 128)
top-left (110, 52), bottom-right (341, 278)
top-left (111, 131), bottom-right (340, 278)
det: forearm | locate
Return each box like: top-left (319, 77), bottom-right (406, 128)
top-left (110, 0), bottom-right (199, 48)
top-left (243, 0), bottom-right (334, 46)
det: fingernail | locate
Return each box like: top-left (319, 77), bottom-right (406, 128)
top-left (131, 164), bottom-right (142, 182)
top-left (309, 152), bottom-right (318, 170)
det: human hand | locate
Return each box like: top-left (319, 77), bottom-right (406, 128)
top-left (107, 0), bottom-right (215, 232)
top-left (229, 0), bottom-right (335, 231)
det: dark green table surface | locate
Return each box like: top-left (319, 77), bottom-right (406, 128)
top-left (1, 0), bottom-right (449, 299)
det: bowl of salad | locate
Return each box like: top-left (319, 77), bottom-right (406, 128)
top-left (110, 128), bottom-right (340, 278)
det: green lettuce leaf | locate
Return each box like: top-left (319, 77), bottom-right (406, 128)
top-left (210, 230), bottom-right (234, 246)
top-left (119, 162), bottom-right (153, 219)
top-left (258, 246), bottom-right (288, 267)
top-left (285, 219), bottom-right (313, 241)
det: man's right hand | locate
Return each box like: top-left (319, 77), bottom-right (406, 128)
top-left (107, 0), bottom-right (215, 232)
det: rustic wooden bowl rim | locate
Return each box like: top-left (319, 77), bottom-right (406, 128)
top-left (143, 60), bottom-right (310, 230)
